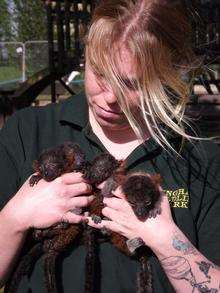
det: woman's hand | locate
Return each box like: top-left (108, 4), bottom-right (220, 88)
top-left (87, 186), bottom-right (176, 251)
top-left (1, 172), bottom-right (94, 233)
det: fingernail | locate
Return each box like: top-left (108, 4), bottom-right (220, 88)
top-left (83, 218), bottom-right (89, 224)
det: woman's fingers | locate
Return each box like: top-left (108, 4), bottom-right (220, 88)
top-left (67, 195), bottom-right (95, 209)
top-left (103, 197), bottom-right (129, 211)
top-left (62, 211), bottom-right (88, 224)
top-left (102, 206), bottom-right (131, 226)
top-left (56, 172), bottom-right (86, 184)
top-left (86, 217), bottom-right (128, 235)
top-left (63, 182), bottom-right (92, 197)
top-left (111, 186), bottom-right (126, 199)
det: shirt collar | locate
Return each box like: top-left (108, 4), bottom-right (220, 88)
top-left (126, 139), bottom-right (163, 169)
top-left (59, 92), bottom-right (88, 128)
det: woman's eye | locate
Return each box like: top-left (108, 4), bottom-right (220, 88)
top-left (123, 79), bottom-right (138, 91)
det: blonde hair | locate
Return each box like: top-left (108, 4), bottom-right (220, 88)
top-left (86, 0), bottom-right (200, 153)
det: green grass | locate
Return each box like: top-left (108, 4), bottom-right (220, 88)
top-left (0, 66), bottom-right (21, 83)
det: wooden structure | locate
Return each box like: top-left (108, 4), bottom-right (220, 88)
top-left (183, 0), bottom-right (220, 139)
top-left (0, 0), bottom-right (95, 110)
top-left (43, 0), bottom-right (96, 102)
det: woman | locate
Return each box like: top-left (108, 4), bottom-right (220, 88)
top-left (0, 0), bottom-right (219, 292)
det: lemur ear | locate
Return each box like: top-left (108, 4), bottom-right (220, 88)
top-left (113, 159), bottom-right (127, 185)
top-left (32, 160), bottom-right (39, 172)
top-left (151, 173), bottom-right (162, 186)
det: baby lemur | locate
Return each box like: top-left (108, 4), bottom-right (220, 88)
top-left (5, 142), bottom-right (162, 293)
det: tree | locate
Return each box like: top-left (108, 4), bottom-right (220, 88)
top-left (13, 0), bottom-right (47, 42)
top-left (0, 0), bottom-right (12, 41)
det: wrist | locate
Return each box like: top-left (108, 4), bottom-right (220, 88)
top-left (0, 201), bottom-right (30, 234)
top-left (138, 221), bottom-right (178, 257)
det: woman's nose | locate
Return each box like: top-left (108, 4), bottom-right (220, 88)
top-left (104, 91), bottom-right (118, 104)
top-left (102, 83), bottom-right (118, 104)
top-left (99, 77), bottom-right (119, 105)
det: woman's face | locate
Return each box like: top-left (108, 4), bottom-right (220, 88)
top-left (85, 47), bottom-right (139, 132)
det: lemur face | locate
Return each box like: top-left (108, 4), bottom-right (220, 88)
top-left (121, 173), bottom-right (161, 221)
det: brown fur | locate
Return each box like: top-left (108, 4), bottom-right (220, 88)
top-left (5, 142), bottom-right (161, 293)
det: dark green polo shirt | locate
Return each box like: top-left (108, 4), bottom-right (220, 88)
top-left (0, 92), bottom-right (220, 292)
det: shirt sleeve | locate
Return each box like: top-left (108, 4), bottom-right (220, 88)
top-left (0, 113), bottom-right (25, 210)
top-left (196, 148), bottom-right (220, 266)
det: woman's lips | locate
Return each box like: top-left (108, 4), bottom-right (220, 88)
top-left (96, 105), bottom-right (123, 118)
top-left (99, 105), bottom-right (122, 114)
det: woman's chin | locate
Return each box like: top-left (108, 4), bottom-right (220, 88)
top-left (95, 115), bottom-right (130, 131)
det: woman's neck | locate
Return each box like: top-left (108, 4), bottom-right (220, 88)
top-left (89, 109), bottom-right (150, 160)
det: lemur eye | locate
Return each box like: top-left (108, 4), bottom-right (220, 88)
top-left (145, 201), bottom-right (151, 206)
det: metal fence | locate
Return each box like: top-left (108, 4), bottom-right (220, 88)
top-left (0, 41), bottom-right (50, 90)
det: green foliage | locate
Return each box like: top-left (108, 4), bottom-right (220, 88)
top-left (0, 0), bottom-right (47, 42)
top-left (0, 0), bottom-right (12, 41)
top-left (13, 0), bottom-right (47, 42)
